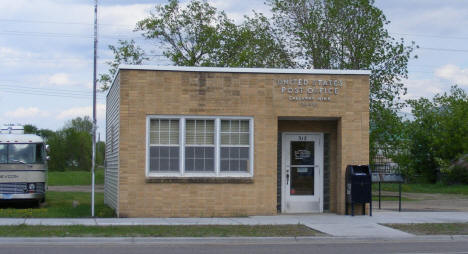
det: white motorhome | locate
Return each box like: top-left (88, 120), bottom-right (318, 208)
top-left (0, 124), bottom-right (47, 204)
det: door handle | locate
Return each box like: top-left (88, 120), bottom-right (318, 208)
top-left (286, 167), bottom-right (290, 185)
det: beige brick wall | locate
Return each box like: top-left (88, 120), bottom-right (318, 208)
top-left (116, 70), bottom-right (369, 217)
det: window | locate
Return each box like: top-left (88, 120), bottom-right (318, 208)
top-left (146, 116), bottom-right (253, 177)
top-left (185, 120), bottom-right (215, 172)
top-left (148, 119), bottom-right (180, 172)
top-left (220, 120), bottom-right (250, 172)
top-left (0, 144), bottom-right (6, 163)
top-left (0, 144), bottom-right (44, 164)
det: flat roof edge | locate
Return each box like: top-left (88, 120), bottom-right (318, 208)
top-left (118, 65), bottom-right (371, 75)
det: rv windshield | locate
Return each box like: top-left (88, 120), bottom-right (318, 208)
top-left (0, 144), bottom-right (44, 164)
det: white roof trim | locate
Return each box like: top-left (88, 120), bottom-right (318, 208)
top-left (118, 64), bottom-right (371, 75)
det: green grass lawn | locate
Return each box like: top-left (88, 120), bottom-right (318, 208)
top-left (48, 168), bottom-right (104, 186)
top-left (0, 191), bottom-right (114, 218)
top-left (0, 224), bottom-right (321, 237)
top-left (372, 183), bottom-right (468, 195)
top-left (385, 223), bottom-right (468, 235)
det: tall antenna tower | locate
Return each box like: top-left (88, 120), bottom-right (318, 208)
top-left (91, 0), bottom-right (98, 217)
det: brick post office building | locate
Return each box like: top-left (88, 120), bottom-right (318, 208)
top-left (104, 65), bottom-right (370, 217)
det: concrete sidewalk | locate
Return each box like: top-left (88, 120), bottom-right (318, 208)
top-left (1, 210), bottom-right (467, 238)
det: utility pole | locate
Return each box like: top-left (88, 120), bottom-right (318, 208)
top-left (91, 0), bottom-right (98, 217)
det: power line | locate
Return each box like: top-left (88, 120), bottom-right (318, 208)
top-left (418, 47), bottom-right (468, 53)
top-left (0, 18), bottom-right (133, 28)
top-left (0, 83), bottom-right (106, 96)
top-left (390, 32), bottom-right (468, 40)
top-left (0, 30), bottom-right (144, 40)
top-left (0, 89), bottom-right (106, 100)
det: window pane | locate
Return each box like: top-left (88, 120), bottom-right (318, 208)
top-left (0, 144), bottom-right (6, 163)
top-left (239, 147), bottom-right (249, 159)
top-left (221, 133), bottom-right (230, 145)
top-left (186, 120), bottom-right (214, 145)
top-left (220, 147), bottom-right (249, 172)
top-left (185, 120), bottom-right (196, 145)
top-left (229, 160), bottom-right (239, 171)
top-left (239, 133), bottom-right (249, 145)
top-left (160, 159), bottom-right (169, 170)
top-left (240, 120), bottom-right (249, 132)
top-left (8, 144), bottom-right (35, 163)
top-left (150, 158), bottom-right (159, 171)
top-left (150, 119), bottom-right (179, 145)
top-left (150, 131), bottom-right (159, 145)
top-left (160, 147), bottom-right (169, 158)
top-left (150, 146), bottom-right (159, 159)
top-left (150, 119), bottom-right (159, 132)
top-left (185, 146), bottom-right (214, 172)
top-left (149, 146), bottom-right (178, 172)
top-left (231, 133), bottom-right (240, 145)
top-left (206, 120), bottom-right (214, 132)
top-left (231, 120), bottom-right (239, 132)
top-left (239, 159), bottom-right (248, 172)
top-left (205, 159), bottom-right (214, 171)
top-left (195, 159), bottom-right (204, 171)
top-left (220, 160), bottom-right (229, 171)
top-left (160, 120), bottom-right (170, 131)
top-left (170, 159), bottom-right (179, 171)
top-left (221, 120), bottom-right (230, 132)
top-left (231, 147), bottom-right (239, 158)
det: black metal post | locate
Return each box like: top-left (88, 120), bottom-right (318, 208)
top-left (378, 181), bottom-right (381, 209)
top-left (398, 182), bottom-right (402, 212)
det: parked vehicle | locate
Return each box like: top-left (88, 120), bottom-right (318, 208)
top-left (0, 124), bottom-right (48, 205)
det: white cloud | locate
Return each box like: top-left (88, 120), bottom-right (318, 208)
top-left (99, 4), bottom-right (153, 34)
top-left (56, 104), bottom-right (105, 120)
top-left (402, 78), bottom-right (445, 100)
top-left (48, 73), bottom-right (74, 86)
top-left (435, 64), bottom-right (468, 87)
top-left (4, 107), bottom-right (50, 118)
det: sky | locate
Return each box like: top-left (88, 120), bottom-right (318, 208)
top-left (0, 0), bottom-right (467, 138)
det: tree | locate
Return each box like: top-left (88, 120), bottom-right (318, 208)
top-left (98, 39), bottom-right (148, 90)
top-left (267, 0), bottom-right (417, 160)
top-left (403, 86), bottom-right (468, 182)
top-left (64, 116), bottom-right (93, 133)
top-left (135, 0), bottom-right (293, 68)
top-left (23, 124), bottom-right (38, 134)
top-left (212, 12), bottom-right (295, 68)
top-left (136, 0), bottom-right (226, 66)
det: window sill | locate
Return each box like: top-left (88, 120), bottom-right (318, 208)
top-left (145, 176), bottom-right (254, 184)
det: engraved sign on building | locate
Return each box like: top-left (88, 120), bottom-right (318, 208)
top-left (275, 79), bottom-right (344, 107)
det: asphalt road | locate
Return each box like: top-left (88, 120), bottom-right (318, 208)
top-left (1, 238), bottom-right (468, 254)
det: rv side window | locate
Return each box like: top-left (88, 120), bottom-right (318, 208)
top-left (0, 144), bottom-right (6, 163)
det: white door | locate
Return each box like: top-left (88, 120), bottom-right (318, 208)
top-left (282, 133), bottom-right (323, 213)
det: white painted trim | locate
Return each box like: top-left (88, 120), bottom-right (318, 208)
top-left (180, 117), bottom-right (185, 175)
top-left (281, 132), bottom-right (324, 213)
top-left (146, 115), bottom-right (254, 178)
top-left (119, 64), bottom-right (371, 75)
top-left (215, 118), bottom-right (220, 176)
top-left (145, 117), bottom-right (150, 178)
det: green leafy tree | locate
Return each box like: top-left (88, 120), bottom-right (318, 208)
top-left (136, 0), bottom-right (293, 67)
top-left (136, 0), bottom-right (226, 66)
top-left (212, 12), bottom-right (294, 68)
top-left (23, 124), bottom-right (38, 134)
top-left (64, 116), bottom-right (93, 133)
top-left (404, 86), bottom-right (468, 182)
top-left (99, 39), bottom-right (148, 91)
top-left (268, 0), bottom-right (417, 160)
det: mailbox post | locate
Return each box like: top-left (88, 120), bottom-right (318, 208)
top-left (345, 165), bottom-right (372, 216)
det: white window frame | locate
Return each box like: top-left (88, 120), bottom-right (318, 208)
top-left (146, 115), bottom-right (254, 178)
